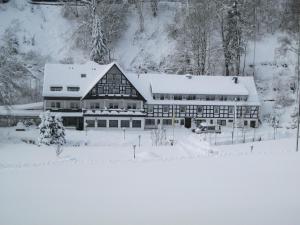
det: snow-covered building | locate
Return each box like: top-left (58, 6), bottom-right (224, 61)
top-left (42, 61), bottom-right (260, 130)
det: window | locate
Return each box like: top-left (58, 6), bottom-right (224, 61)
top-left (163, 119), bottom-right (172, 126)
top-left (108, 87), bottom-right (114, 94)
top-left (121, 120), bottom-right (130, 128)
top-left (67, 86), bottom-right (80, 92)
top-left (114, 74), bottom-right (121, 82)
top-left (214, 106), bottom-right (220, 114)
top-left (90, 103), bottom-right (100, 109)
top-left (70, 102), bottom-right (79, 109)
top-left (174, 95), bottom-right (182, 100)
top-left (180, 106), bottom-right (186, 113)
top-left (125, 88), bottom-right (131, 95)
top-left (160, 95), bottom-right (165, 100)
top-left (98, 86), bottom-right (104, 94)
top-left (113, 87), bottom-right (119, 94)
top-left (127, 103), bottom-right (137, 110)
top-left (109, 120), bottom-right (118, 128)
top-left (91, 88), bottom-right (97, 96)
top-left (145, 119), bottom-right (155, 126)
top-left (81, 73), bottom-right (87, 78)
top-left (109, 103), bottom-right (119, 109)
top-left (217, 120), bottom-right (226, 126)
top-left (163, 106), bottom-right (169, 113)
top-left (180, 119), bottom-right (185, 126)
top-left (50, 86), bottom-right (62, 91)
top-left (86, 120), bottom-right (95, 127)
top-left (210, 119), bottom-right (214, 124)
top-left (132, 89), bottom-right (137, 96)
top-left (187, 95), bottom-right (196, 100)
top-left (250, 120), bottom-right (256, 128)
top-left (147, 105), bottom-right (154, 113)
top-left (197, 106), bottom-right (203, 114)
top-left (107, 74), bottom-right (114, 82)
top-left (229, 106), bottom-right (234, 114)
top-left (97, 120), bottom-right (106, 128)
top-left (51, 102), bottom-right (61, 109)
top-left (132, 120), bottom-right (142, 128)
top-left (245, 106), bottom-right (250, 114)
top-left (244, 120), bottom-right (248, 126)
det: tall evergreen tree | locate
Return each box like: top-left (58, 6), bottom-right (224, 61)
top-left (90, 0), bottom-right (108, 64)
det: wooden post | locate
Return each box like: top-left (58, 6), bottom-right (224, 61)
top-left (138, 135), bottom-right (141, 147)
top-left (133, 144), bottom-right (136, 160)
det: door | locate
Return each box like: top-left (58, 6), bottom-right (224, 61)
top-left (185, 118), bottom-right (191, 128)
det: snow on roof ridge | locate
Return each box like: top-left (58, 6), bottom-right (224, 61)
top-left (80, 62), bottom-right (117, 100)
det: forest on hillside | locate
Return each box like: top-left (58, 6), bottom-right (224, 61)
top-left (0, 0), bottom-right (299, 105)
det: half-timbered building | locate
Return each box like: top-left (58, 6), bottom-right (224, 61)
top-left (43, 61), bottom-right (260, 130)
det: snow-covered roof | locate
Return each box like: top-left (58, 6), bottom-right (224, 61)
top-left (127, 72), bottom-right (260, 106)
top-left (43, 62), bottom-right (260, 106)
top-left (43, 61), bottom-right (115, 98)
top-left (148, 74), bottom-right (249, 96)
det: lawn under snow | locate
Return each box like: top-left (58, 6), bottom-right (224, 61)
top-left (0, 127), bottom-right (299, 225)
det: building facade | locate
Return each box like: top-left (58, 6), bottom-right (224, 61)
top-left (43, 61), bottom-right (260, 130)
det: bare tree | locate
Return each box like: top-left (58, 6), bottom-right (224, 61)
top-left (135, 0), bottom-right (144, 33)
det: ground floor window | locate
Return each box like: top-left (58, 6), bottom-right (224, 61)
top-left (109, 120), bottom-right (118, 128)
top-left (163, 119), bottom-right (172, 126)
top-left (51, 102), bottom-right (61, 109)
top-left (180, 119), bottom-right (185, 126)
top-left (217, 120), bottom-right (226, 126)
top-left (250, 120), bottom-right (256, 128)
top-left (97, 120), bottom-right (106, 128)
top-left (63, 117), bottom-right (78, 127)
top-left (210, 119), bottom-right (214, 125)
top-left (86, 120), bottom-right (95, 127)
top-left (132, 120), bottom-right (142, 128)
top-left (121, 120), bottom-right (130, 128)
top-left (244, 120), bottom-right (248, 126)
top-left (145, 119), bottom-right (155, 126)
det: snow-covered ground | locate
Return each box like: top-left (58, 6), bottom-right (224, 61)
top-left (0, 127), bottom-right (299, 225)
top-left (0, 0), bottom-right (75, 60)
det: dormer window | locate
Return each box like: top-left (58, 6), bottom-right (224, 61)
top-left (67, 87), bottom-right (80, 92)
top-left (50, 86), bottom-right (63, 91)
top-left (81, 74), bottom-right (87, 78)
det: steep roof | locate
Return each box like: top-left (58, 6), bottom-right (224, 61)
top-left (43, 61), bottom-right (115, 98)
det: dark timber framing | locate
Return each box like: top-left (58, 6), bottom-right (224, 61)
top-left (82, 65), bottom-right (146, 101)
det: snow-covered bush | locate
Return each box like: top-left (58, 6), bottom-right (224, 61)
top-left (38, 111), bottom-right (66, 156)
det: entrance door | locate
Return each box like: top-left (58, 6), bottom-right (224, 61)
top-left (185, 118), bottom-right (191, 128)
top-left (77, 117), bottom-right (84, 130)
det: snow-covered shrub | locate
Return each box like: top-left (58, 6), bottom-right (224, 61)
top-left (39, 111), bottom-right (66, 156)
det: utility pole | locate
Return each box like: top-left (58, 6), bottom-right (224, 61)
top-left (296, 2), bottom-right (300, 152)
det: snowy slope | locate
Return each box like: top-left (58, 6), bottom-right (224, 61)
top-left (113, 2), bottom-right (179, 71)
top-left (0, 0), bottom-right (75, 61)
